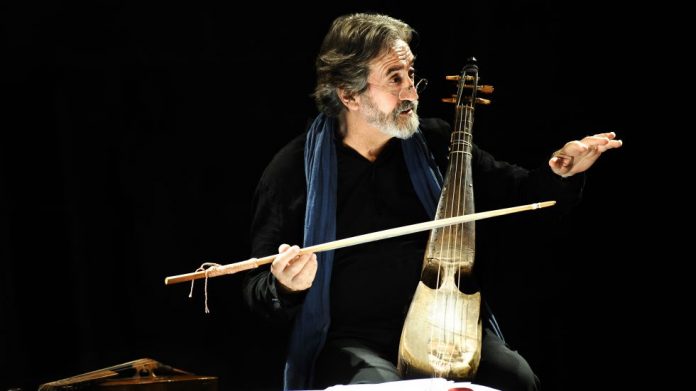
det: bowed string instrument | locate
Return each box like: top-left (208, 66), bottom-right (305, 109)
top-left (398, 58), bottom-right (493, 380)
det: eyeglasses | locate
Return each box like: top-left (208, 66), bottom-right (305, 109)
top-left (369, 76), bottom-right (428, 100)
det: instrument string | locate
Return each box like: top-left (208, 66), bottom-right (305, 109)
top-left (433, 71), bottom-right (478, 376)
top-left (450, 106), bottom-right (471, 374)
top-left (448, 113), bottom-right (466, 374)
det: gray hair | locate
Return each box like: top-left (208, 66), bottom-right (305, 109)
top-left (313, 13), bottom-right (414, 117)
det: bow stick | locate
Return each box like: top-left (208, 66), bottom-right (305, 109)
top-left (164, 200), bottom-right (555, 285)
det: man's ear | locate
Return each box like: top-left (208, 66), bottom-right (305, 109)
top-left (338, 88), bottom-right (360, 111)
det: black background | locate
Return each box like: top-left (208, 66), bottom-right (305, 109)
top-left (2, 2), bottom-right (651, 390)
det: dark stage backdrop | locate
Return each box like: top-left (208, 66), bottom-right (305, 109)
top-left (2, 2), bottom-right (647, 390)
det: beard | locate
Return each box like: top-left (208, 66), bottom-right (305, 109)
top-left (362, 95), bottom-right (420, 139)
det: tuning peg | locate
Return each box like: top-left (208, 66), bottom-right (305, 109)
top-left (441, 97), bottom-right (492, 105)
top-left (478, 85), bottom-right (494, 94)
top-left (445, 75), bottom-right (476, 81)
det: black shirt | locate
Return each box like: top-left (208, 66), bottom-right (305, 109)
top-left (331, 137), bottom-right (431, 354)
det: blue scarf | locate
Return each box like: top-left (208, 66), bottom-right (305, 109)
top-left (283, 113), bottom-right (443, 390)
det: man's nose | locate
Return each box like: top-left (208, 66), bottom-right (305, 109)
top-left (399, 78), bottom-right (427, 101)
top-left (398, 81), bottom-right (418, 101)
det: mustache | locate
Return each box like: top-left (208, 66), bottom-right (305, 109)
top-left (397, 100), bottom-right (417, 112)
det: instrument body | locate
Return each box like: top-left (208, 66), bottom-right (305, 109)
top-left (39, 358), bottom-right (217, 391)
top-left (398, 61), bottom-right (486, 380)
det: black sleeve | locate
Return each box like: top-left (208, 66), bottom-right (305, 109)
top-left (472, 145), bottom-right (584, 214)
top-left (241, 136), bottom-right (308, 324)
top-left (419, 117), bottom-right (583, 213)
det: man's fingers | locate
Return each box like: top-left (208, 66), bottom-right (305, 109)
top-left (562, 135), bottom-right (622, 156)
top-left (580, 136), bottom-right (611, 147)
top-left (606, 139), bottom-right (623, 149)
top-left (592, 131), bottom-right (616, 139)
top-left (550, 155), bottom-right (572, 168)
top-left (290, 254), bottom-right (318, 286)
top-left (551, 132), bottom-right (621, 177)
top-left (271, 244), bottom-right (300, 273)
top-left (557, 140), bottom-right (587, 156)
top-left (590, 138), bottom-right (623, 153)
top-left (283, 253), bottom-right (314, 277)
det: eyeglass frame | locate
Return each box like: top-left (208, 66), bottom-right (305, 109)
top-left (367, 75), bottom-right (428, 100)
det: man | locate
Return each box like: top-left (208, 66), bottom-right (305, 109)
top-left (242, 13), bottom-right (621, 391)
